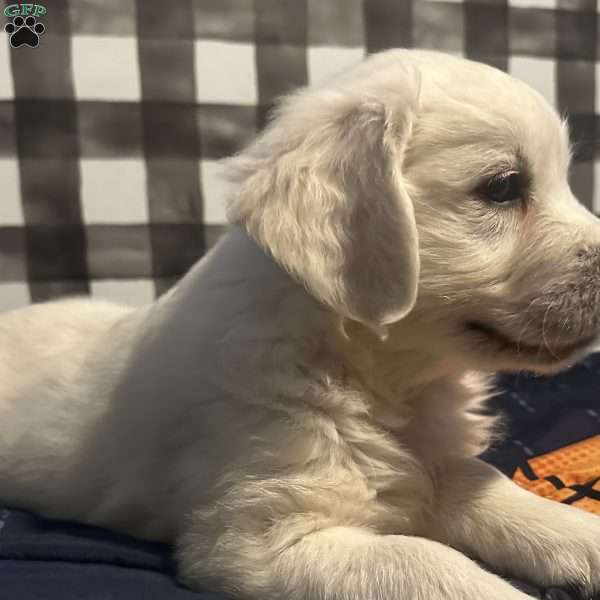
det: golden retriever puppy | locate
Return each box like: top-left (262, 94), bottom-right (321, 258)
top-left (0, 49), bottom-right (599, 600)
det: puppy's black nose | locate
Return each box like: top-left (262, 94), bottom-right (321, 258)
top-left (576, 246), bottom-right (600, 263)
top-left (576, 247), bottom-right (600, 282)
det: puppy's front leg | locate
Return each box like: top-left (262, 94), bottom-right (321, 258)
top-left (179, 525), bottom-right (534, 600)
top-left (426, 457), bottom-right (600, 596)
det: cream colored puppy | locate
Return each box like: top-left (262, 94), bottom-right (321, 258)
top-left (0, 49), bottom-right (599, 600)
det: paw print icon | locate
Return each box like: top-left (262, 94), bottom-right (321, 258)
top-left (5, 15), bottom-right (45, 48)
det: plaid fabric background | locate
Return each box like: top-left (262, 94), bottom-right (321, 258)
top-left (0, 0), bottom-right (598, 312)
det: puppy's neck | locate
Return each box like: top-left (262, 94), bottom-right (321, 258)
top-left (163, 228), bottom-right (464, 421)
top-left (332, 319), bottom-right (457, 408)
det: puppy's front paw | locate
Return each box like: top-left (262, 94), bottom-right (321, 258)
top-left (549, 509), bottom-right (600, 598)
top-left (431, 460), bottom-right (600, 598)
top-left (497, 503), bottom-right (600, 598)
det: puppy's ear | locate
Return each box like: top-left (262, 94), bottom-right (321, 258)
top-left (224, 67), bottom-right (420, 328)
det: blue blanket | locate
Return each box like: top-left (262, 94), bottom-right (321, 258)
top-left (3, 353), bottom-right (600, 599)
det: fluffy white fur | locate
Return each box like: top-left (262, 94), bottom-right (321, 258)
top-left (1, 49), bottom-right (600, 600)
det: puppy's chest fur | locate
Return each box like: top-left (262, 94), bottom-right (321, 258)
top-left (233, 356), bottom-right (498, 539)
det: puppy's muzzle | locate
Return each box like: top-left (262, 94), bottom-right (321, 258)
top-left (466, 246), bottom-right (600, 362)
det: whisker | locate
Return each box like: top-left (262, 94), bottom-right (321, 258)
top-left (540, 301), bottom-right (561, 361)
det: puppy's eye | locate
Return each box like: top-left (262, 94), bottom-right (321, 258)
top-left (482, 172), bottom-right (522, 204)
